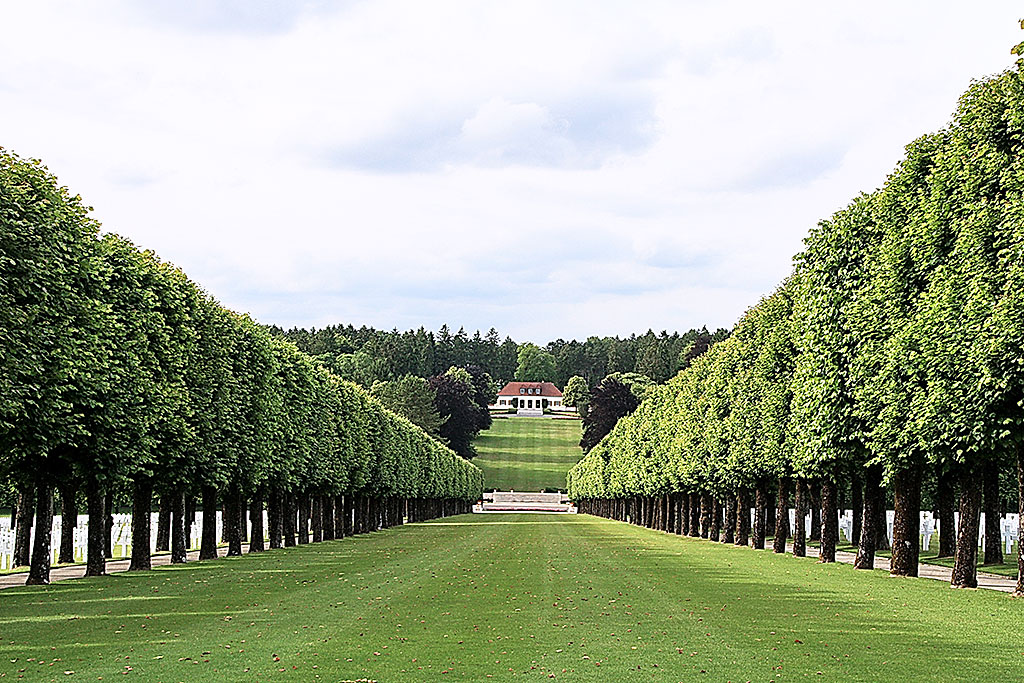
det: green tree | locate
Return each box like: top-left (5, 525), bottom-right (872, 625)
top-left (580, 377), bottom-right (641, 453)
top-left (563, 375), bottom-right (590, 418)
top-left (0, 149), bottom-right (106, 583)
top-left (515, 343), bottom-right (557, 381)
top-left (371, 375), bottom-right (442, 437)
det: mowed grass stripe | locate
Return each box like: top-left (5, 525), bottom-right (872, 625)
top-left (2, 514), bottom-right (1023, 681)
top-left (474, 417), bottom-right (582, 490)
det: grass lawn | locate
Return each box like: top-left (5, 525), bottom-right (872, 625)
top-left (474, 417), bottom-right (582, 491)
top-left (3, 514), bottom-right (1023, 682)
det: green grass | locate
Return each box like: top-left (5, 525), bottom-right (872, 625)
top-left (474, 416), bottom-right (582, 491)
top-left (3, 514), bottom-right (1023, 682)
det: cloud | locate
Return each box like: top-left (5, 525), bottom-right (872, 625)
top-left (126, 0), bottom-right (337, 34)
top-left (323, 92), bottom-right (659, 172)
top-left (3, 0), bottom-right (1023, 344)
top-left (730, 143), bottom-right (849, 191)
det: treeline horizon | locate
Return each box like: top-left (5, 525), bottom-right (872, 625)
top-left (268, 322), bottom-right (731, 390)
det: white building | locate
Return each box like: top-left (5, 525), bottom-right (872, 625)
top-left (490, 381), bottom-right (570, 416)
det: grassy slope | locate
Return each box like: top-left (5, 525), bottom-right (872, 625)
top-left (3, 514), bottom-right (1023, 682)
top-left (474, 417), bottom-right (582, 491)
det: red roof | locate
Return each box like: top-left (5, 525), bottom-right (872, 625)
top-left (497, 381), bottom-right (563, 397)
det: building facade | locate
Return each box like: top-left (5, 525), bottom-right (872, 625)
top-left (490, 381), bottom-right (570, 415)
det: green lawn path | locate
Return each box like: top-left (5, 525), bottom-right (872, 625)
top-left (474, 417), bottom-right (582, 491)
top-left (3, 514), bottom-right (1023, 682)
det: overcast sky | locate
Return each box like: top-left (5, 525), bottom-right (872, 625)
top-left (2, 2), bottom-right (1021, 342)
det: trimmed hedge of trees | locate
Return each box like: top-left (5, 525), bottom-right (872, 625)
top-left (0, 148), bottom-right (482, 585)
top-left (568, 63), bottom-right (1024, 595)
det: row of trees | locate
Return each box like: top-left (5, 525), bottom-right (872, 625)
top-left (569, 62), bottom-right (1024, 594)
top-left (272, 322), bottom-right (729, 390)
top-left (0, 149), bottom-right (483, 585)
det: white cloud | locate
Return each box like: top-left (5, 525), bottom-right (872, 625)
top-left (1, 0), bottom-right (1022, 342)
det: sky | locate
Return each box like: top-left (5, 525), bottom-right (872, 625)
top-left (2, 2), bottom-right (1021, 343)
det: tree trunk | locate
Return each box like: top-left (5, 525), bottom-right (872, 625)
top-left (765, 489), bottom-right (776, 538)
top-left (709, 497), bottom-right (721, 541)
top-left (322, 495), bottom-right (335, 540)
top-left (819, 477), bottom-right (838, 564)
top-left (249, 495), bottom-right (265, 552)
top-left (679, 494), bottom-right (689, 534)
top-left (773, 478), bottom-right (790, 554)
top-left (793, 479), bottom-right (807, 557)
top-left (343, 494), bottom-right (354, 536)
top-left (104, 494), bottom-right (114, 559)
top-left (237, 493), bottom-right (248, 544)
top-left (129, 478), bottom-right (153, 571)
top-left (735, 489), bottom-right (750, 546)
top-left (26, 481), bottom-right (53, 585)
top-left (155, 495), bottom-right (171, 552)
top-left (838, 478), bottom-right (847, 527)
top-left (850, 471), bottom-right (863, 551)
top-left (13, 484), bottom-right (35, 568)
top-left (809, 480), bottom-right (821, 542)
top-left (224, 483), bottom-right (242, 556)
top-left (339, 497), bottom-right (352, 540)
top-left (752, 481), bottom-right (767, 550)
top-left (85, 482), bottom-right (106, 577)
top-left (875, 479), bottom-right (891, 551)
top-left (936, 465), bottom-right (957, 558)
top-left (890, 463), bottom-right (921, 576)
top-left (311, 494), bottom-right (323, 542)
top-left (268, 486), bottom-right (283, 549)
top-left (951, 468), bottom-right (982, 588)
top-left (296, 493), bottom-right (310, 544)
top-left (199, 486), bottom-right (219, 560)
top-left (722, 493), bottom-right (736, 544)
top-left (699, 494), bottom-right (711, 538)
top-left (58, 484), bottom-right (77, 564)
top-left (855, 466), bottom-right (881, 569)
top-left (674, 494), bottom-right (684, 534)
top-left (688, 493), bottom-right (701, 537)
top-left (171, 489), bottom-right (188, 564)
top-left (983, 460), bottom-right (1003, 565)
top-left (1014, 450), bottom-right (1024, 596)
top-left (283, 493), bottom-right (296, 547)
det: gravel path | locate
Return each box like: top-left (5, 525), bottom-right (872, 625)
top-left (0, 542), bottom-right (252, 590)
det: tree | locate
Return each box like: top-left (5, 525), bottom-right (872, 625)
top-left (0, 150), bottom-right (108, 583)
top-left (604, 372), bottom-right (654, 401)
top-left (515, 343), bottom-right (557, 382)
top-left (331, 350), bottom-right (388, 388)
top-left (563, 376), bottom-right (590, 418)
top-left (429, 367), bottom-right (483, 459)
top-left (463, 364), bottom-right (496, 433)
top-left (678, 327), bottom-right (713, 370)
top-left (371, 376), bottom-right (442, 437)
top-left (580, 377), bottom-right (641, 453)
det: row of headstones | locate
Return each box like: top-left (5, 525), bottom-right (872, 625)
top-left (0, 511), bottom-right (268, 571)
top-left (773, 509), bottom-right (1020, 553)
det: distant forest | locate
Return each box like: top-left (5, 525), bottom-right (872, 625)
top-left (266, 323), bottom-right (731, 389)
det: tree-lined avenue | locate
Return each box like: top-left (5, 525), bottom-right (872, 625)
top-left (2, 513), bottom-right (1021, 682)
